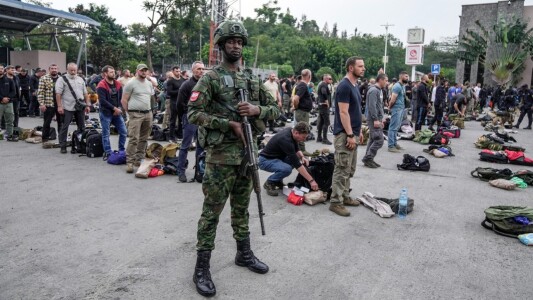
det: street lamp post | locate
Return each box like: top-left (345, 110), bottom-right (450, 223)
top-left (381, 23), bottom-right (394, 75)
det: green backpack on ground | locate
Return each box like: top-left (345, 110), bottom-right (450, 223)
top-left (482, 206), bottom-right (533, 238)
top-left (471, 167), bottom-right (513, 181)
top-left (413, 129), bottom-right (434, 144)
top-left (512, 170), bottom-right (533, 185)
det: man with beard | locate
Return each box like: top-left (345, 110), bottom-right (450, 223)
top-left (387, 71), bottom-right (409, 152)
top-left (0, 65), bottom-right (17, 141)
top-left (121, 64), bottom-right (155, 173)
top-left (96, 66), bottom-right (127, 158)
top-left (5, 66), bottom-right (20, 128)
top-left (29, 68), bottom-right (44, 117)
top-left (38, 64), bottom-right (62, 141)
top-left (55, 63), bottom-right (90, 153)
top-left (329, 56), bottom-right (365, 217)
top-left (187, 20), bottom-right (280, 297)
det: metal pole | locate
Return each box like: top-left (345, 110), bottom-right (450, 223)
top-left (411, 66), bottom-right (416, 82)
top-left (76, 32), bottom-right (85, 67)
top-left (381, 23), bottom-right (394, 75)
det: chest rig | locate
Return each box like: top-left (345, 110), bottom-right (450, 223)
top-left (210, 66), bottom-right (262, 120)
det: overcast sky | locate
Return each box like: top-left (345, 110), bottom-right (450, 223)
top-left (51, 0), bottom-right (533, 44)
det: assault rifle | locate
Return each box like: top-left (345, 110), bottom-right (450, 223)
top-left (238, 88), bottom-right (266, 235)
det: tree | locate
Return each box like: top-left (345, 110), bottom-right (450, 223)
top-left (279, 8), bottom-right (296, 27)
top-left (142, 0), bottom-right (176, 69)
top-left (322, 22), bottom-right (330, 38)
top-left (254, 0), bottom-right (280, 25)
top-left (71, 4), bottom-right (133, 70)
top-left (331, 23), bottom-right (338, 39)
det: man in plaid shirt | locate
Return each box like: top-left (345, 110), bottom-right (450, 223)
top-left (38, 64), bottom-right (62, 141)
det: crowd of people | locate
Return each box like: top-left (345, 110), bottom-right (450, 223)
top-left (2, 18), bottom-right (533, 298)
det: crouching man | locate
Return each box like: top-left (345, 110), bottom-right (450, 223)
top-left (258, 121), bottom-right (319, 196)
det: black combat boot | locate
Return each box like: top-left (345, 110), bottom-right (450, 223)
top-left (193, 250), bottom-right (216, 297)
top-left (235, 237), bottom-right (269, 274)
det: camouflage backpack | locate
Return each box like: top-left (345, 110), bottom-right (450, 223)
top-left (360, 125), bottom-right (370, 145)
top-left (413, 129), bottom-right (434, 144)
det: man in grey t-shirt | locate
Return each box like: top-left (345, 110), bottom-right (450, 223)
top-left (56, 62), bottom-right (90, 154)
top-left (362, 73), bottom-right (387, 168)
top-left (121, 63), bottom-right (155, 173)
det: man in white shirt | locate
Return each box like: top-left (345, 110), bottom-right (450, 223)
top-left (263, 72), bottom-right (282, 133)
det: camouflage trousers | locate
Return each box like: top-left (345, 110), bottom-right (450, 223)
top-left (196, 163), bottom-right (253, 251)
top-left (330, 132), bottom-right (357, 204)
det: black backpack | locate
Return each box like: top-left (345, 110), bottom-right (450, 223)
top-left (75, 129), bottom-right (99, 156)
top-left (151, 125), bottom-right (167, 141)
top-left (293, 153), bottom-right (335, 198)
top-left (71, 129), bottom-right (86, 154)
top-left (194, 151), bottom-right (207, 183)
top-left (429, 133), bottom-right (450, 145)
top-left (397, 154), bottom-right (430, 172)
top-left (85, 131), bottom-right (104, 158)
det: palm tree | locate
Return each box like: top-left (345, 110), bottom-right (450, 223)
top-left (457, 17), bottom-right (533, 87)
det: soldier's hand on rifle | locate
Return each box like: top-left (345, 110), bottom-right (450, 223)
top-left (237, 102), bottom-right (260, 117)
top-left (229, 120), bottom-right (246, 145)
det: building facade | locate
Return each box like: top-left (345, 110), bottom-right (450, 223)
top-left (456, 0), bottom-right (532, 87)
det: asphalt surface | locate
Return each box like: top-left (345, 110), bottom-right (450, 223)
top-left (1, 112), bottom-right (532, 300)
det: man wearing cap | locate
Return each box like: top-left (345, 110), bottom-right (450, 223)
top-left (121, 64), bottom-right (155, 173)
top-left (188, 20), bottom-right (280, 297)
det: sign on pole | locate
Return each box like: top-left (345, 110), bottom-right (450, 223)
top-left (405, 45), bottom-right (423, 65)
top-left (431, 64), bottom-right (441, 75)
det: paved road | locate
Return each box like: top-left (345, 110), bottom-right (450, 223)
top-left (1, 114), bottom-right (532, 300)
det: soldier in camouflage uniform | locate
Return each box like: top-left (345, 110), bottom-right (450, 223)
top-left (187, 20), bottom-right (280, 297)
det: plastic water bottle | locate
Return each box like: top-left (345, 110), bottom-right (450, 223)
top-left (398, 188), bottom-right (408, 219)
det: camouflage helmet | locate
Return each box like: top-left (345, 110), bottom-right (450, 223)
top-left (213, 20), bottom-right (248, 46)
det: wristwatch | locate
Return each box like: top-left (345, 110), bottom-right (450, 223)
top-left (347, 133), bottom-right (355, 138)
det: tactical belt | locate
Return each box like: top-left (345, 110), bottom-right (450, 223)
top-left (128, 110), bottom-right (150, 113)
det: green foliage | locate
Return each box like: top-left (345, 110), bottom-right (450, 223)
top-left (277, 64), bottom-right (294, 78)
top-left (316, 67), bottom-right (336, 81)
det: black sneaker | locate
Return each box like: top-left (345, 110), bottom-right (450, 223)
top-left (60, 147), bottom-right (67, 154)
top-left (263, 181), bottom-right (279, 196)
top-left (524, 127), bottom-right (532, 130)
top-left (322, 139), bottom-right (332, 145)
top-left (178, 174), bottom-right (187, 183)
top-left (316, 138), bottom-right (323, 143)
top-left (6, 135), bottom-right (19, 142)
top-left (363, 159), bottom-right (378, 168)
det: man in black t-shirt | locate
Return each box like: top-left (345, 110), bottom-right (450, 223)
top-left (316, 74), bottom-right (332, 144)
top-left (292, 69), bottom-right (313, 153)
top-left (453, 91), bottom-right (467, 117)
top-left (166, 66), bottom-right (185, 143)
top-left (281, 75), bottom-right (293, 117)
top-left (258, 122), bottom-right (318, 196)
top-left (330, 56), bottom-right (365, 217)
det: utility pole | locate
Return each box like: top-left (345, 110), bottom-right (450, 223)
top-left (381, 23), bottom-right (394, 75)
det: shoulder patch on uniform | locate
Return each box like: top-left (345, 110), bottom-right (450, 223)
top-left (190, 91), bottom-right (200, 102)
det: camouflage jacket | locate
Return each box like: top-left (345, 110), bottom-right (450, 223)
top-left (188, 65), bottom-right (280, 165)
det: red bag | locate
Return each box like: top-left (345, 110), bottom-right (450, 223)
top-left (287, 191), bottom-right (304, 206)
top-left (439, 128), bottom-right (461, 138)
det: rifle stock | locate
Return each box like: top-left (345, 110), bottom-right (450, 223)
top-left (238, 89), bottom-right (266, 235)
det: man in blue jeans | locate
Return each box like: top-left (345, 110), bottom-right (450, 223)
top-left (387, 71), bottom-right (409, 153)
top-left (258, 122), bottom-right (318, 196)
top-left (176, 61), bottom-right (205, 182)
top-left (96, 65), bottom-right (127, 159)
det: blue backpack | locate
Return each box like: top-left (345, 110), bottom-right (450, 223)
top-left (107, 150), bottom-right (126, 165)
